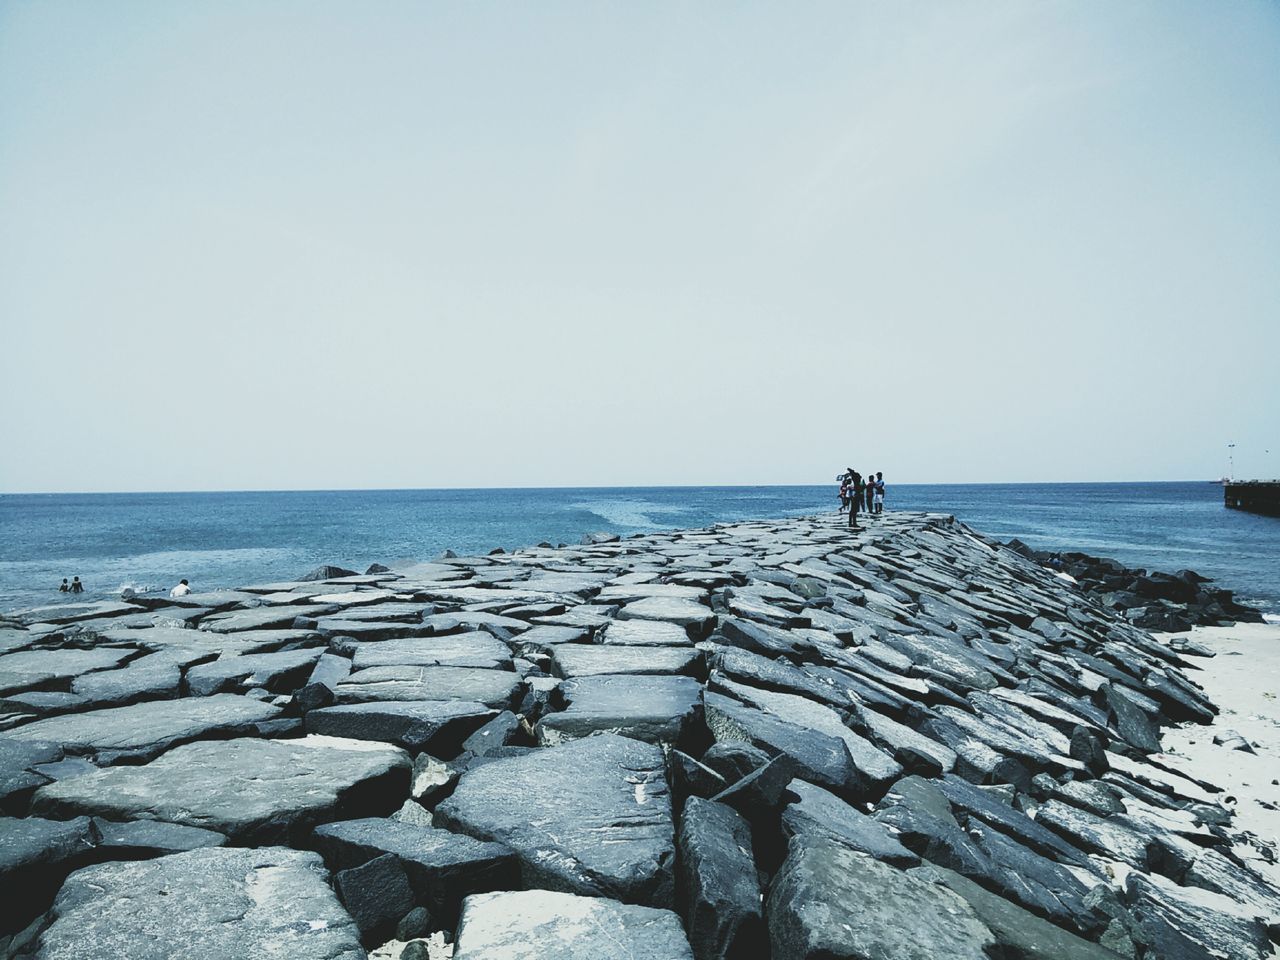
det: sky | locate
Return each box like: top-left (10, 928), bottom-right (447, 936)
top-left (1, 1), bottom-right (1277, 492)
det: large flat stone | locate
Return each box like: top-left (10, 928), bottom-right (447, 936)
top-left (597, 618), bottom-right (693, 646)
top-left (69, 654), bottom-right (181, 707)
top-left (305, 700), bottom-right (496, 754)
top-left (617, 597), bottom-right (715, 629)
top-left (32, 736), bottom-right (409, 843)
top-left (350, 632), bottom-right (511, 670)
top-left (312, 817), bottom-right (518, 926)
top-left (453, 889), bottom-right (693, 960)
top-left (334, 666), bottom-right (522, 707)
top-left (7, 694), bottom-right (281, 763)
top-left (200, 605), bottom-right (334, 632)
top-left (768, 834), bottom-right (997, 960)
top-left (537, 674), bottom-right (702, 746)
top-left (0, 648), bottom-right (135, 695)
top-left (550, 644), bottom-right (700, 678)
top-left (26, 846), bottom-right (363, 960)
top-left (436, 733), bottom-right (675, 907)
top-left (185, 648), bottom-right (323, 696)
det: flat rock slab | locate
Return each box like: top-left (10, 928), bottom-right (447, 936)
top-left (335, 666), bottom-right (522, 707)
top-left (69, 654), bottom-right (181, 707)
top-left (313, 817), bottom-right (517, 925)
top-left (436, 733), bottom-right (675, 907)
top-left (453, 889), bottom-right (693, 960)
top-left (11, 602), bottom-right (143, 626)
top-left (768, 834), bottom-right (997, 960)
top-left (27, 846), bottom-right (363, 960)
top-left (0, 648), bottom-right (136, 696)
top-left (537, 674), bottom-right (703, 746)
top-left (32, 736), bottom-right (409, 844)
top-left (186, 648), bottom-right (323, 696)
top-left (617, 597), bottom-right (715, 628)
top-left (200, 605), bottom-right (333, 632)
top-left (8, 694), bottom-right (281, 763)
top-left (597, 619), bottom-right (692, 646)
top-left (350, 633), bottom-right (511, 670)
top-left (305, 700), bottom-right (496, 753)
top-left (781, 778), bottom-right (919, 868)
top-left (551, 644), bottom-right (700, 679)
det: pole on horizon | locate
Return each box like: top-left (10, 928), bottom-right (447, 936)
top-left (1227, 443), bottom-right (1236, 482)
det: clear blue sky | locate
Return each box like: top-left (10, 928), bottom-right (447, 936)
top-left (2, 1), bottom-right (1277, 492)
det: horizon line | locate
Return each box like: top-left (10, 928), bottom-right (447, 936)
top-left (0, 479), bottom-right (1228, 497)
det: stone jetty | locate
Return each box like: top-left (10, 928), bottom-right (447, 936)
top-left (1, 512), bottom-right (1277, 959)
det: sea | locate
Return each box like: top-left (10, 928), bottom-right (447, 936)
top-left (0, 482), bottom-right (1276, 617)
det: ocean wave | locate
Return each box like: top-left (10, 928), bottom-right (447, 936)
top-left (569, 499), bottom-right (692, 530)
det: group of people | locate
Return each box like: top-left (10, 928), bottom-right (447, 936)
top-left (56, 578), bottom-right (192, 598)
top-left (837, 468), bottom-right (885, 529)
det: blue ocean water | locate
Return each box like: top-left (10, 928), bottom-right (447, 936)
top-left (0, 482), bottom-right (1275, 615)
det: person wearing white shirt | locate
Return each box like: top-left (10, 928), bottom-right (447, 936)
top-left (170, 579), bottom-right (192, 598)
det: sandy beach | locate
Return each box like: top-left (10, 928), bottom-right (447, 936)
top-left (1159, 620), bottom-right (1280, 889)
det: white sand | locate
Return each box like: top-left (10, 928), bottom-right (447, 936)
top-left (1157, 622), bottom-right (1280, 888)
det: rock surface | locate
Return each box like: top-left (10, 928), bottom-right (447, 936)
top-left (1, 511), bottom-right (1274, 959)
top-left (25, 846), bottom-right (363, 960)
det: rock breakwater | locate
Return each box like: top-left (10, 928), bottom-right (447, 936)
top-left (1, 512), bottom-right (1277, 959)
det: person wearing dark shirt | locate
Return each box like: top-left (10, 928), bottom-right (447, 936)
top-left (864, 472), bottom-right (875, 515)
top-left (848, 471), bottom-right (864, 529)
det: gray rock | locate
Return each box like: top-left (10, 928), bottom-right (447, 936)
top-left (0, 815), bottom-right (97, 934)
top-left (0, 648), bottom-right (135, 696)
top-left (461, 710), bottom-right (521, 755)
top-left (0, 738), bottom-right (61, 812)
top-left (1128, 871), bottom-right (1272, 960)
top-left (453, 889), bottom-right (694, 960)
top-left (397, 905), bottom-right (432, 941)
top-left (306, 700), bottom-right (495, 754)
top-left (597, 618), bottom-right (692, 646)
top-left (29, 846), bottom-right (363, 960)
top-left (436, 733), bottom-right (675, 906)
top-left (69, 653), bottom-right (181, 707)
top-left (537, 674), bottom-right (702, 746)
top-left (32, 735), bottom-right (409, 844)
top-left (312, 817), bottom-right (517, 927)
top-left (91, 818), bottom-right (227, 857)
top-left (350, 632), bottom-right (511, 670)
top-left (185, 648), bottom-right (323, 696)
top-left (780, 778), bottom-right (919, 868)
top-left (296, 652), bottom-right (353, 712)
top-left (200, 604), bottom-right (334, 632)
top-left (335, 852), bottom-right (415, 944)
top-left (911, 865), bottom-right (1124, 960)
top-left (677, 796), bottom-right (764, 960)
top-left (550, 644), bottom-right (700, 678)
top-left (7, 694), bottom-right (281, 763)
top-left (617, 597), bottom-right (716, 631)
top-left (767, 833), bottom-right (997, 960)
top-left (334, 665), bottom-right (522, 707)
top-left (299, 564), bottom-right (361, 581)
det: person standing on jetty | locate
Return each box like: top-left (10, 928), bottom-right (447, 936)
top-left (864, 472), bottom-right (875, 515)
top-left (874, 472), bottom-right (886, 514)
top-left (847, 470), bottom-right (864, 529)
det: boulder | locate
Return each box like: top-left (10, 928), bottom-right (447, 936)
top-left (537, 674), bottom-right (702, 746)
top-left (677, 797), bottom-right (764, 960)
top-left (32, 736), bottom-right (409, 844)
top-left (299, 564), bottom-right (361, 581)
top-left (7, 694), bottom-right (281, 764)
top-left (350, 633), bottom-right (512, 670)
top-left (780, 779), bottom-right (918, 868)
top-left (767, 834), bottom-right (997, 960)
top-left (90, 818), bottom-right (227, 858)
top-left (185, 648), bottom-right (323, 697)
top-left (334, 852), bottom-right (415, 945)
top-left (334, 665), bottom-right (522, 707)
top-left (436, 733), bottom-right (675, 907)
top-left (598, 619), bottom-right (692, 646)
top-left (26, 846), bottom-right (363, 960)
top-left (0, 815), bottom-right (97, 934)
top-left (453, 889), bottom-right (693, 960)
top-left (550, 644), bottom-right (701, 679)
top-left (305, 700), bottom-right (495, 754)
top-left (312, 817), bottom-right (518, 927)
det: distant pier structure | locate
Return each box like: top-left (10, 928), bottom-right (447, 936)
top-left (1224, 480), bottom-right (1280, 517)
